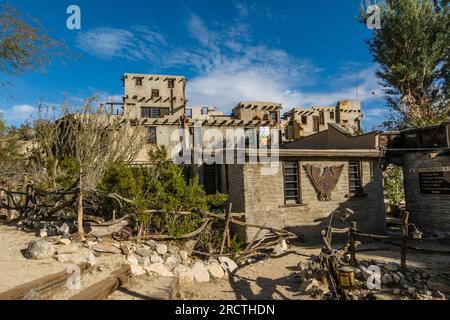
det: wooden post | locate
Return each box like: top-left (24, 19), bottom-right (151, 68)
top-left (401, 211), bottom-right (409, 273)
top-left (349, 222), bottom-right (357, 265)
top-left (7, 184), bottom-right (13, 221)
top-left (220, 203), bottom-right (232, 255)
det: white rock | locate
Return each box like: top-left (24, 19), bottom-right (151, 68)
top-left (59, 223), bottom-right (70, 234)
top-left (207, 261), bottom-right (225, 279)
top-left (179, 250), bottom-right (189, 264)
top-left (39, 229), bottom-right (48, 238)
top-left (131, 265), bottom-right (146, 276)
top-left (145, 262), bottom-right (173, 277)
top-left (58, 239), bottom-right (71, 246)
top-left (86, 251), bottom-right (97, 266)
top-left (25, 240), bottom-right (55, 260)
top-left (392, 288), bottom-right (401, 295)
top-left (156, 244), bottom-right (168, 255)
top-left (408, 287), bottom-right (416, 295)
top-left (191, 261), bottom-right (210, 283)
top-left (126, 254), bottom-right (139, 266)
top-left (272, 240), bottom-right (288, 256)
top-left (218, 257), bottom-right (238, 273)
top-left (382, 273), bottom-right (393, 285)
top-left (150, 254), bottom-right (164, 264)
top-left (174, 264), bottom-right (194, 283)
top-left (165, 255), bottom-right (181, 270)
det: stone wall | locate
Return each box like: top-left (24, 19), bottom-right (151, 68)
top-left (403, 152), bottom-right (450, 232)
top-left (227, 158), bottom-right (386, 242)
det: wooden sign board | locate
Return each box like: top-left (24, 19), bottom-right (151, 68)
top-left (419, 169), bottom-right (450, 195)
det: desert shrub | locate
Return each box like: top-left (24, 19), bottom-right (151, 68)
top-left (97, 145), bottom-right (229, 238)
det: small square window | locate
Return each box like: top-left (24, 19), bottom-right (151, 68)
top-left (269, 111), bottom-right (278, 122)
top-left (168, 79), bottom-right (175, 88)
top-left (152, 89), bottom-right (160, 98)
top-left (330, 111), bottom-right (335, 120)
top-left (201, 107), bottom-right (208, 115)
top-left (135, 77), bottom-right (143, 86)
top-left (301, 115), bottom-right (308, 125)
top-left (186, 109), bottom-right (192, 118)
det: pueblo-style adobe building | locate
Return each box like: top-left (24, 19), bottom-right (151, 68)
top-left (104, 73), bottom-right (387, 241)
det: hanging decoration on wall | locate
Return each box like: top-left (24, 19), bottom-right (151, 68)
top-left (304, 165), bottom-right (344, 201)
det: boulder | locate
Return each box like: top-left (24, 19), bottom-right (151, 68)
top-left (427, 277), bottom-right (450, 294)
top-left (136, 248), bottom-right (153, 258)
top-left (191, 261), bottom-right (210, 283)
top-left (206, 261), bottom-right (225, 279)
top-left (92, 242), bottom-right (122, 254)
top-left (392, 288), bottom-right (401, 295)
top-left (179, 250), bottom-right (189, 264)
top-left (218, 257), bottom-right (238, 273)
top-left (174, 264), bottom-right (194, 283)
top-left (144, 240), bottom-right (157, 250)
top-left (156, 244), bottom-right (168, 255)
top-left (165, 255), bottom-right (181, 270)
top-left (145, 262), bottom-right (173, 277)
top-left (59, 223), bottom-right (70, 235)
top-left (126, 254), bottom-right (139, 266)
top-left (25, 240), bottom-right (55, 260)
top-left (87, 251), bottom-right (97, 266)
top-left (38, 229), bottom-right (48, 238)
top-left (272, 240), bottom-right (288, 256)
top-left (131, 265), bottom-right (146, 276)
top-left (381, 273), bottom-right (393, 285)
top-left (150, 254), bottom-right (164, 264)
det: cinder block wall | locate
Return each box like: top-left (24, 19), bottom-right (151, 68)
top-left (230, 158), bottom-right (386, 242)
top-left (403, 152), bottom-right (450, 232)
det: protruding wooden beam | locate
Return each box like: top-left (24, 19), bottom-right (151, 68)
top-left (0, 263), bottom-right (90, 300)
top-left (70, 265), bottom-right (131, 300)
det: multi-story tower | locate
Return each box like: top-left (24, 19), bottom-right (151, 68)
top-left (123, 73), bottom-right (186, 119)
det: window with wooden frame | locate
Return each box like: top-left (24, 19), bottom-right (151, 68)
top-left (168, 78), bottom-right (175, 88)
top-left (348, 161), bottom-right (363, 194)
top-left (151, 89), bottom-right (160, 98)
top-left (301, 115), bottom-right (308, 125)
top-left (135, 77), bottom-right (144, 86)
top-left (329, 111), bottom-right (335, 120)
top-left (147, 126), bottom-right (157, 144)
top-left (141, 107), bottom-right (169, 118)
top-left (283, 161), bottom-right (300, 204)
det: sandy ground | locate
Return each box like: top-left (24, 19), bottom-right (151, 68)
top-left (1, 222), bottom-right (450, 300)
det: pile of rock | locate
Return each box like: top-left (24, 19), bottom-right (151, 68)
top-left (17, 220), bottom-right (73, 238)
top-left (359, 261), bottom-right (449, 299)
top-left (296, 257), bottom-right (449, 300)
top-left (124, 240), bottom-right (238, 284)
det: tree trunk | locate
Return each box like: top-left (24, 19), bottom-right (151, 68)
top-left (77, 170), bottom-right (84, 238)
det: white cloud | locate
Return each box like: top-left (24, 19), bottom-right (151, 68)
top-left (173, 14), bottom-right (383, 113)
top-left (0, 104), bottom-right (38, 123)
top-left (75, 26), bottom-right (167, 62)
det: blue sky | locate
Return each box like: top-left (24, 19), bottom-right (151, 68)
top-left (0, 0), bottom-right (387, 130)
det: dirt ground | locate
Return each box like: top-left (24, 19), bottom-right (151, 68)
top-left (1, 222), bottom-right (450, 300)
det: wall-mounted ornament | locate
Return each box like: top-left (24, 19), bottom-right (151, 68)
top-left (304, 165), bottom-right (344, 201)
